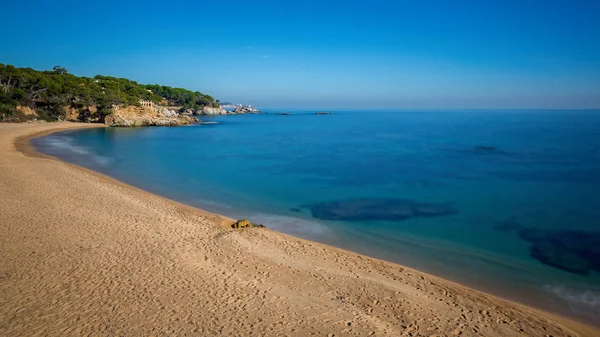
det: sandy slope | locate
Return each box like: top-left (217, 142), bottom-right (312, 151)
top-left (0, 122), bottom-right (596, 336)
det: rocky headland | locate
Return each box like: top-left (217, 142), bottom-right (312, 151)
top-left (10, 102), bottom-right (264, 127)
top-left (0, 63), bottom-right (228, 125)
top-left (0, 63), bottom-right (265, 127)
top-left (104, 104), bottom-right (197, 127)
top-left (102, 103), bottom-right (262, 127)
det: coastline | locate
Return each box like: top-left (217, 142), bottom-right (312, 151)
top-left (1, 122), bottom-right (598, 336)
top-left (14, 124), bottom-right (236, 230)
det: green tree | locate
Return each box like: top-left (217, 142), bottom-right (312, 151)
top-left (52, 66), bottom-right (68, 74)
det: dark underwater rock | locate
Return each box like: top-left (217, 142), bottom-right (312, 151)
top-left (518, 228), bottom-right (550, 243)
top-left (474, 145), bottom-right (497, 152)
top-left (289, 207), bottom-right (302, 213)
top-left (529, 243), bottom-right (591, 275)
top-left (515, 227), bottom-right (600, 275)
top-left (301, 198), bottom-right (458, 222)
top-left (471, 145), bottom-right (509, 156)
top-left (493, 216), bottom-right (524, 233)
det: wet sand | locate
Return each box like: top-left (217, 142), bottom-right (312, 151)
top-left (0, 122), bottom-right (598, 336)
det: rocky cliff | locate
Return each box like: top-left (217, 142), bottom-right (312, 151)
top-left (2, 105), bottom-right (101, 123)
top-left (16, 106), bottom-right (37, 118)
top-left (104, 105), bottom-right (197, 127)
top-left (63, 105), bottom-right (101, 122)
top-left (4, 102), bottom-right (258, 126)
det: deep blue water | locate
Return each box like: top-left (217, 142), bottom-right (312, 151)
top-left (34, 110), bottom-right (600, 324)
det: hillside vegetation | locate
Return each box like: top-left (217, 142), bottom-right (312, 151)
top-left (0, 64), bottom-right (218, 122)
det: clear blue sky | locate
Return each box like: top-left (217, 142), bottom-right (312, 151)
top-left (2, 0), bottom-right (599, 109)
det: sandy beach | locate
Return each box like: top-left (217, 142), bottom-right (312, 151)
top-left (0, 122), bottom-right (597, 336)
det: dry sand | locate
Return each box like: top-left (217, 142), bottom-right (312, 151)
top-left (0, 122), bottom-right (597, 336)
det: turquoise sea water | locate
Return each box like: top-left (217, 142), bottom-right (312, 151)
top-left (34, 110), bottom-right (600, 324)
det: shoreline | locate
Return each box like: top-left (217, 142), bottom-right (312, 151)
top-left (1, 122), bottom-right (598, 336)
top-left (14, 124), bottom-right (237, 230)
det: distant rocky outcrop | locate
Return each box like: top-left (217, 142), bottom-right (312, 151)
top-left (315, 112), bottom-right (332, 115)
top-left (189, 106), bottom-right (261, 116)
top-left (104, 105), bottom-right (197, 127)
top-left (233, 106), bottom-right (260, 114)
top-left (231, 219), bottom-right (266, 229)
top-left (197, 106), bottom-right (228, 116)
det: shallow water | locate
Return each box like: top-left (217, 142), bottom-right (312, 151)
top-left (33, 109), bottom-right (600, 324)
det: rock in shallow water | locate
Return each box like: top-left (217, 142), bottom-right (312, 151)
top-left (231, 219), bottom-right (266, 229)
top-left (301, 198), bottom-right (458, 221)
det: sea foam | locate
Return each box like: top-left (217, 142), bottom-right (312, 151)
top-left (246, 213), bottom-right (335, 238)
top-left (43, 136), bottom-right (113, 167)
top-left (543, 284), bottom-right (600, 313)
